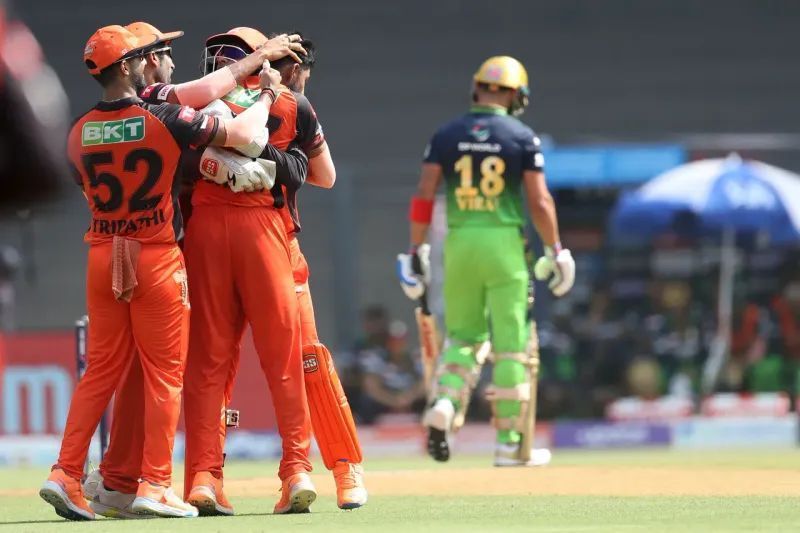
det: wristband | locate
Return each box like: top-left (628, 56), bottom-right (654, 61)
top-left (409, 196), bottom-right (434, 223)
top-left (544, 242), bottom-right (563, 257)
top-left (261, 88), bottom-right (277, 105)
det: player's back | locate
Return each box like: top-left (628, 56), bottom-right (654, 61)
top-left (425, 106), bottom-right (543, 229)
top-left (68, 98), bottom-right (217, 244)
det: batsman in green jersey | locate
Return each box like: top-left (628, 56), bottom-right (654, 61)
top-left (397, 56), bottom-right (575, 466)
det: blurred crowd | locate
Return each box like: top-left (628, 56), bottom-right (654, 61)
top-left (335, 305), bottom-right (427, 425)
top-left (342, 244), bottom-right (800, 425)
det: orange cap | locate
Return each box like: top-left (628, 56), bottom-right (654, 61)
top-left (84, 25), bottom-right (158, 75)
top-left (205, 27), bottom-right (267, 52)
top-left (126, 21), bottom-right (184, 47)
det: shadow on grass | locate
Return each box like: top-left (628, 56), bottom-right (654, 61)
top-left (234, 510), bottom-right (343, 517)
top-left (1, 519), bottom-right (70, 525)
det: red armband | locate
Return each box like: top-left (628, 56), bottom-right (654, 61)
top-left (409, 196), bottom-right (434, 223)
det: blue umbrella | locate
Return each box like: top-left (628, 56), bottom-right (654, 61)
top-left (608, 154), bottom-right (800, 395)
top-left (609, 154), bottom-right (800, 245)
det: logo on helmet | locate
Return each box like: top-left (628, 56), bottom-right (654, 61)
top-left (485, 65), bottom-right (503, 81)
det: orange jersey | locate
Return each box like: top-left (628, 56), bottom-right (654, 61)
top-left (68, 97), bottom-right (218, 244)
top-left (191, 89), bottom-right (324, 222)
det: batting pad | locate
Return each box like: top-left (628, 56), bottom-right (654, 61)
top-left (303, 343), bottom-right (363, 469)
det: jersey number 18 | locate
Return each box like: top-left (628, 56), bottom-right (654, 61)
top-left (454, 154), bottom-right (506, 212)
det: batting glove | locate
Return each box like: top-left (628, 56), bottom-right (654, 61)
top-left (534, 244), bottom-right (575, 297)
top-left (397, 243), bottom-right (431, 301)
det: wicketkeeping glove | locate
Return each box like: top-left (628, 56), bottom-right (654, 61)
top-left (396, 243), bottom-right (431, 301)
top-left (533, 244), bottom-right (575, 297)
top-left (198, 146), bottom-right (276, 193)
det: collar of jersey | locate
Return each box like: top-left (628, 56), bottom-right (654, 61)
top-left (470, 104), bottom-right (507, 116)
top-left (95, 97), bottom-right (142, 111)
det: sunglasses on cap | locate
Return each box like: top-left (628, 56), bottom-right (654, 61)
top-left (150, 46), bottom-right (173, 58)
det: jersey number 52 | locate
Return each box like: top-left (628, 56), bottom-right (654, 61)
top-left (81, 149), bottom-right (164, 213)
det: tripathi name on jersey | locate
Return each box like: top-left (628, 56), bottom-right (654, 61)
top-left (91, 209), bottom-right (166, 235)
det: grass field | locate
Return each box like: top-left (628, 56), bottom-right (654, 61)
top-left (2, 449), bottom-right (800, 532)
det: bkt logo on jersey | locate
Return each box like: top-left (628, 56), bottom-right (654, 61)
top-left (82, 117), bottom-right (145, 146)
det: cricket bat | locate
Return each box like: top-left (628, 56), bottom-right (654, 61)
top-left (415, 291), bottom-right (440, 396)
top-left (518, 318), bottom-right (539, 463)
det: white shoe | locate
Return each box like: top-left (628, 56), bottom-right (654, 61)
top-left (82, 469), bottom-right (103, 501)
top-left (90, 484), bottom-right (142, 519)
top-left (130, 482), bottom-right (199, 518)
top-left (273, 473), bottom-right (317, 514)
top-left (333, 461), bottom-right (368, 510)
top-left (422, 398), bottom-right (455, 462)
top-left (494, 442), bottom-right (552, 467)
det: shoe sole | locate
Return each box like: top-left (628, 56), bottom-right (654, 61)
top-left (427, 427), bottom-right (450, 462)
top-left (90, 500), bottom-right (147, 519)
top-left (130, 497), bottom-right (199, 518)
top-left (40, 481), bottom-right (94, 521)
top-left (338, 499), bottom-right (367, 510)
top-left (188, 487), bottom-right (234, 517)
top-left (290, 488), bottom-right (317, 513)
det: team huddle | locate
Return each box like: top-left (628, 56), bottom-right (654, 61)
top-left (39, 15), bottom-right (576, 524)
top-left (39, 22), bottom-right (365, 520)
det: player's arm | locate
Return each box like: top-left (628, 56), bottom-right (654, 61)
top-left (293, 92), bottom-right (335, 188)
top-left (523, 170), bottom-right (559, 247)
top-left (520, 132), bottom-right (575, 297)
top-left (397, 132), bottom-right (443, 301)
top-left (409, 130), bottom-right (445, 247)
top-left (307, 143), bottom-right (335, 188)
top-left (142, 34), bottom-right (306, 109)
top-left (209, 66), bottom-right (281, 147)
top-left (409, 163), bottom-right (443, 246)
top-left (259, 142), bottom-right (309, 190)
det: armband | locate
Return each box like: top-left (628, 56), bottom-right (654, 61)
top-left (409, 196), bottom-right (434, 224)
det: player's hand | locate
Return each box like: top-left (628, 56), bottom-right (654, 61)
top-left (257, 33), bottom-right (306, 64)
top-left (258, 61), bottom-right (283, 91)
top-left (397, 243), bottom-right (431, 301)
top-left (533, 244), bottom-right (575, 297)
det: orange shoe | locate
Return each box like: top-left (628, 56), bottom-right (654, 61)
top-left (187, 471), bottom-right (234, 516)
top-left (39, 468), bottom-right (95, 521)
top-left (333, 461), bottom-right (368, 510)
top-left (273, 473), bottom-right (317, 514)
top-left (130, 481), bottom-right (199, 518)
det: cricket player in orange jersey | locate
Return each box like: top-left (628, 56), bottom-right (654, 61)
top-left (253, 33), bottom-right (367, 510)
top-left (182, 30), bottom-right (367, 515)
top-left (40, 24), bottom-right (283, 521)
top-left (179, 26), bottom-right (316, 516)
top-left (79, 23), bottom-right (309, 520)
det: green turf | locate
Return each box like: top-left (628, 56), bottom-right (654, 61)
top-left (2, 450), bottom-right (799, 532)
